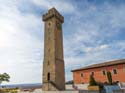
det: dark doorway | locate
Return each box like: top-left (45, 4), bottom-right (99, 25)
top-left (47, 72), bottom-right (50, 81)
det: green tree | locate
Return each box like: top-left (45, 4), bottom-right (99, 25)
top-left (0, 73), bottom-right (10, 84)
top-left (107, 71), bottom-right (112, 85)
top-left (89, 75), bottom-right (97, 86)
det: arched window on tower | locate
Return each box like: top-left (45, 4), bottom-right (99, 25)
top-left (47, 72), bottom-right (50, 81)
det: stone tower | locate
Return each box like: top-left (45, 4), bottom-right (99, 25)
top-left (42, 8), bottom-right (65, 91)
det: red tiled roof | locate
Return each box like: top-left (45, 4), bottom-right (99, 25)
top-left (71, 59), bottom-right (125, 72)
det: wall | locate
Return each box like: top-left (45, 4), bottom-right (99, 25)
top-left (18, 90), bottom-right (100, 93)
top-left (73, 64), bottom-right (125, 84)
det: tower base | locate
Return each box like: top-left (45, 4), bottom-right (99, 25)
top-left (42, 82), bottom-right (61, 91)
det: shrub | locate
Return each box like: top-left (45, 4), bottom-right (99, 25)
top-left (89, 75), bottom-right (97, 86)
top-left (107, 71), bottom-right (112, 85)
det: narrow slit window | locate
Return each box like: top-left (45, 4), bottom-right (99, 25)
top-left (48, 61), bottom-right (49, 65)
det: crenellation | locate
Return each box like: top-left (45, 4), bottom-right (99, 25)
top-left (42, 8), bottom-right (64, 23)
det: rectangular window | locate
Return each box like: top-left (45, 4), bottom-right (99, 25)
top-left (102, 70), bottom-right (106, 75)
top-left (80, 73), bottom-right (83, 77)
top-left (91, 72), bottom-right (94, 76)
top-left (48, 61), bottom-right (49, 65)
top-left (113, 69), bottom-right (117, 74)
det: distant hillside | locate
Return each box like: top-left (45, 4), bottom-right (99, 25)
top-left (0, 83), bottom-right (42, 89)
top-left (65, 80), bottom-right (74, 84)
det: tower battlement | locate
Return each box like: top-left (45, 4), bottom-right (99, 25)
top-left (42, 8), bottom-right (64, 23)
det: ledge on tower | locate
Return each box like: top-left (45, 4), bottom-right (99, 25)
top-left (42, 7), bottom-right (64, 23)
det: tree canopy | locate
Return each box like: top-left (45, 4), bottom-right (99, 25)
top-left (0, 73), bottom-right (10, 84)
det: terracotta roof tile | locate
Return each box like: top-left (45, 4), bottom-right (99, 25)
top-left (71, 59), bottom-right (125, 72)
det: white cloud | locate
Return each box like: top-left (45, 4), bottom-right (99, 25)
top-left (0, 0), bottom-right (43, 84)
top-left (84, 44), bottom-right (109, 53)
top-left (32, 0), bottom-right (75, 13)
top-left (99, 44), bottom-right (108, 49)
top-left (63, 2), bottom-right (125, 81)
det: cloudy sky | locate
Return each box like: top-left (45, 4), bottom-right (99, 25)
top-left (0, 0), bottom-right (125, 84)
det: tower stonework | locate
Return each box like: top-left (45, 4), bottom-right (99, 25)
top-left (42, 8), bottom-right (65, 91)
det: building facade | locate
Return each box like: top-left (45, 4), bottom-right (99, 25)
top-left (72, 59), bottom-right (125, 84)
top-left (42, 8), bottom-right (65, 91)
